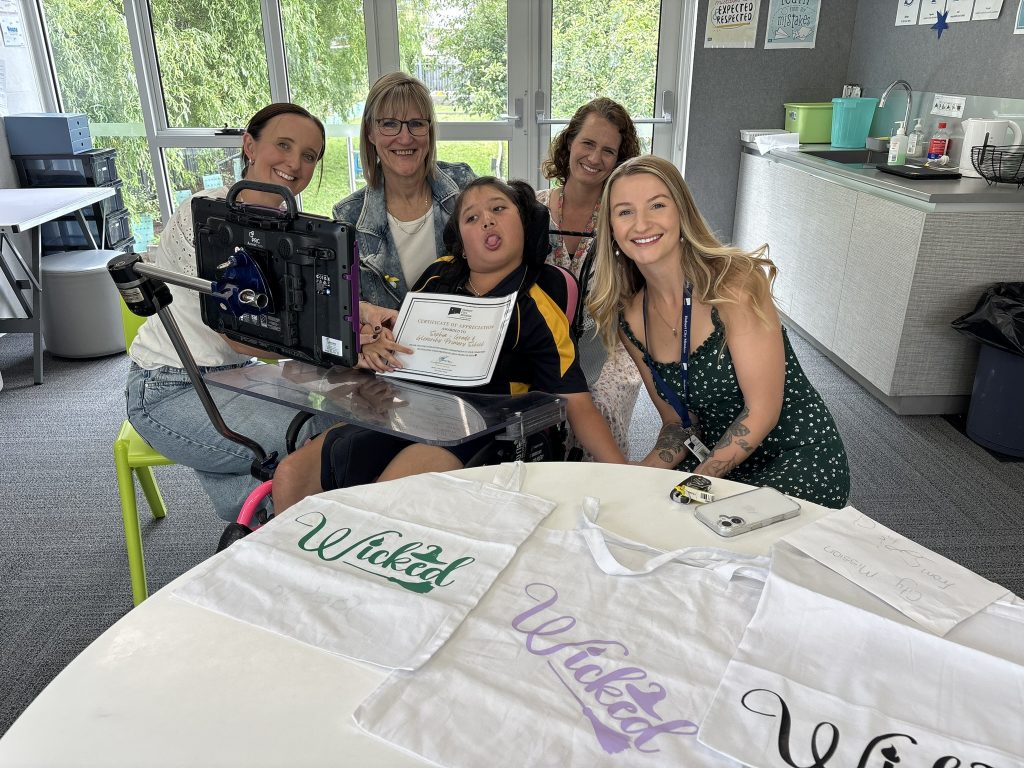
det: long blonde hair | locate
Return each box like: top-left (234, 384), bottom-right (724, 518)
top-left (588, 155), bottom-right (777, 350)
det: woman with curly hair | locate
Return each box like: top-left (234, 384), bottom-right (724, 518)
top-left (537, 97), bottom-right (643, 459)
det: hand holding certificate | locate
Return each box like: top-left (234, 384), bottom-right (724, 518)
top-left (381, 292), bottom-right (517, 387)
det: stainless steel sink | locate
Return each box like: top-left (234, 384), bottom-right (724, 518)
top-left (800, 148), bottom-right (888, 165)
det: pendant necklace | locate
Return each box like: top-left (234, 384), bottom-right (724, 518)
top-left (649, 291), bottom-right (679, 337)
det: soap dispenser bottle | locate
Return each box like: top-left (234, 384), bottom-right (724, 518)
top-left (907, 118), bottom-right (925, 160)
top-left (887, 121), bottom-right (908, 166)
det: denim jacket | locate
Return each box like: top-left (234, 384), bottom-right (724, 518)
top-left (333, 161), bottom-right (475, 309)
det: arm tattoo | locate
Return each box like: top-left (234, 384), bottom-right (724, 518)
top-left (713, 406), bottom-right (756, 455)
top-left (698, 407), bottom-right (758, 477)
top-left (655, 422), bottom-right (690, 464)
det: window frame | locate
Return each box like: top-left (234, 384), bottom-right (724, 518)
top-left (33, 0), bottom-right (696, 224)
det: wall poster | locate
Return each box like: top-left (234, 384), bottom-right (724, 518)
top-left (0, 12), bottom-right (23, 46)
top-left (971, 0), bottom-right (1004, 20)
top-left (919, 0), bottom-right (942, 23)
top-left (764, 0), bottom-right (821, 49)
top-left (946, 0), bottom-right (975, 21)
top-left (1016, 0), bottom-right (1024, 31)
top-left (896, 0), bottom-right (922, 25)
top-left (704, 0), bottom-right (761, 48)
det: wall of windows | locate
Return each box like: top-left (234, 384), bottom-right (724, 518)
top-left (34, 0), bottom-right (695, 245)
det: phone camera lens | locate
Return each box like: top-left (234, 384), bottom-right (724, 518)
top-left (719, 519), bottom-right (732, 527)
top-left (730, 516), bottom-right (744, 525)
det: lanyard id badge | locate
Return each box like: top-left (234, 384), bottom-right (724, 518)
top-left (642, 284), bottom-right (711, 463)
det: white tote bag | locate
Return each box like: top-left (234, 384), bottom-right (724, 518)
top-left (699, 542), bottom-right (1024, 767)
top-left (173, 468), bottom-right (554, 670)
top-left (355, 526), bottom-right (767, 767)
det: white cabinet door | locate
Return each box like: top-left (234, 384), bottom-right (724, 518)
top-left (775, 164), bottom-right (857, 348)
top-left (734, 153), bottom-right (790, 313)
top-left (833, 195), bottom-right (924, 394)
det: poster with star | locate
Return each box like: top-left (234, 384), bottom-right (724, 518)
top-left (764, 0), bottom-right (820, 48)
top-left (919, 0), bottom-right (943, 22)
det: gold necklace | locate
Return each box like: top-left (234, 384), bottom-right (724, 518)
top-left (387, 194), bottom-right (432, 235)
top-left (649, 292), bottom-right (679, 337)
top-left (466, 275), bottom-right (486, 296)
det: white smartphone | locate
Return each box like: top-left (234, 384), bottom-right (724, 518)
top-left (694, 486), bottom-right (801, 538)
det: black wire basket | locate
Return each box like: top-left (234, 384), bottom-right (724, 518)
top-left (971, 144), bottom-right (1024, 187)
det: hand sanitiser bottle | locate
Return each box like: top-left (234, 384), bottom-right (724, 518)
top-left (907, 118), bottom-right (925, 159)
top-left (887, 121), bottom-right (908, 166)
top-left (928, 122), bottom-right (951, 161)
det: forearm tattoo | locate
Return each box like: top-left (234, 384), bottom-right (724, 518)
top-left (655, 422), bottom-right (691, 464)
top-left (699, 407), bottom-right (757, 476)
top-left (715, 406), bottom-right (756, 455)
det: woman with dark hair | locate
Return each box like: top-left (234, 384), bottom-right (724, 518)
top-left (272, 177), bottom-right (625, 511)
top-left (334, 71), bottom-right (475, 344)
top-left (538, 97), bottom-right (643, 459)
top-left (589, 156), bottom-right (850, 508)
top-left (126, 103), bottom-right (334, 521)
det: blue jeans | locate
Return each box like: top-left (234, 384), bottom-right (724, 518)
top-left (126, 362), bottom-right (335, 521)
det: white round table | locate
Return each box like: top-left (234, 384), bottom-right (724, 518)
top-left (0, 463), bottom-right (830, 767)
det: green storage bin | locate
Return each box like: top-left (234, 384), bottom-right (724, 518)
top-left (783, 102), bottom-right (833, 144)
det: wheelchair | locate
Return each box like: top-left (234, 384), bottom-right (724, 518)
top-left (109, 179), bottom-right (579, 554)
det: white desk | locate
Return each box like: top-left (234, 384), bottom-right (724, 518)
top-left (0, 463), bottom-right (829, 766)
top-left (0, 187), bottom-right (116, 384)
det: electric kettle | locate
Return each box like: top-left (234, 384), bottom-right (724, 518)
top-left (959, 118), bottom-right (1023, 177)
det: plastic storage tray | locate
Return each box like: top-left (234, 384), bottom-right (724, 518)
top-left (42, 210), bottom-right (131, 250)
top-left (783, 103), bottom-right (833, 143)
top-left (14, 148), bottom-right (119, 187)
top-left (4, 113), bottom-right (92, 155)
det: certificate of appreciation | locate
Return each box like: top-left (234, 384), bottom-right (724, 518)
top-left (382, 292), bottom-right (516, 387)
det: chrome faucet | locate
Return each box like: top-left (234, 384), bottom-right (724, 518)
top-left (879, 80), bottom-right (913, 134)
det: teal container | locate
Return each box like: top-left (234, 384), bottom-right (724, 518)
top-left (830, 97), bottom-right (879, 148)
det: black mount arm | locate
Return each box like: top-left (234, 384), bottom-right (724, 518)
top-left (107, 252), bottom-right (276, 481)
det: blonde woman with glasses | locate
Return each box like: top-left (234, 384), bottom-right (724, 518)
top-left (334, 72), bottom-right (475, 365)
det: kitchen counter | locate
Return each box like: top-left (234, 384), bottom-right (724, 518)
top-left (733, 146), bottom-right (1024, 415)
top-left (742, 142), bottom-right (1024, 209)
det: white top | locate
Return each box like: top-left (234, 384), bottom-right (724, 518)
top-left (0, 463), bottom-right (830, 768)
top-left (388, 209), bottom-right (436, 287)
top-left (129, 187), bottom-right (252, 370)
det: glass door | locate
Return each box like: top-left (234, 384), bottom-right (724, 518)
top-left (395, 0), bottom-right (516, 180)
top-left (529, 0), bottom-right (684, 188)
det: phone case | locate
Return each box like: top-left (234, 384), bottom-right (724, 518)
top-left (694, 486), bottom-right (801, 537)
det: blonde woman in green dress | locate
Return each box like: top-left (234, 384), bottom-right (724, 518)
top-left (588, 156), bottom-right (850, 508)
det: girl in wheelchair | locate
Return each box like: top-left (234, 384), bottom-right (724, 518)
top-left (272, 177), bottom-right (626, 512)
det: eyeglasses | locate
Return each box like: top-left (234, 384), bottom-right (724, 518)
top-left (375, 118), bottom-right (431, 137)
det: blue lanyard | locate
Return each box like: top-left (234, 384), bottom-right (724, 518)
top-left (642, 283), bottom-right (693, 428)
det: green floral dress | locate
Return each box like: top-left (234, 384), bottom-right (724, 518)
top-left (621, 308), bottom-right (850, 508)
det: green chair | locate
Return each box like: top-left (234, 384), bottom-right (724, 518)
top-left (115, 299), bottom-right (175, 605)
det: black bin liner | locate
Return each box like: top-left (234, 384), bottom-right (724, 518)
top-left (951, 282), bottom-right (1024, 357)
